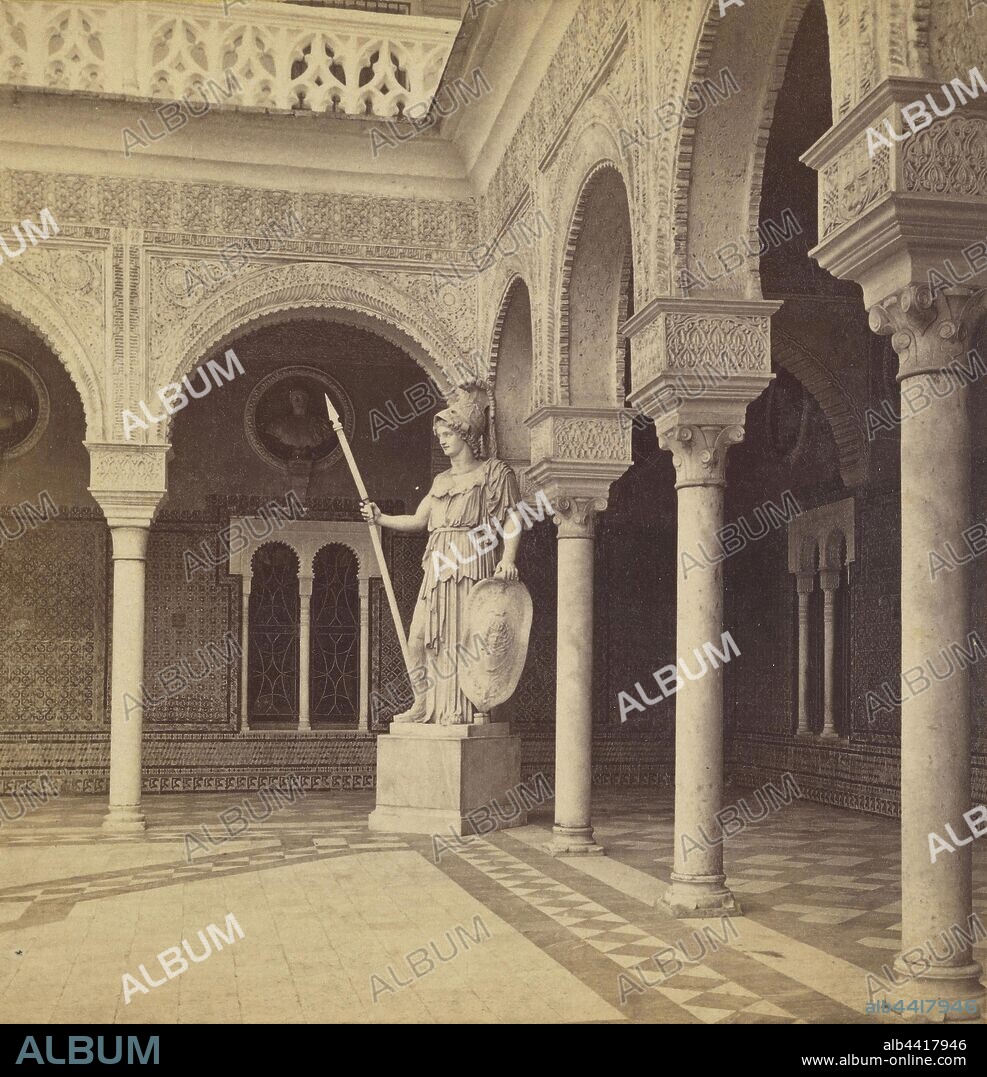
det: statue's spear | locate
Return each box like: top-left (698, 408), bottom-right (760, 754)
top-left (324, 395), bottom-right (412, 674)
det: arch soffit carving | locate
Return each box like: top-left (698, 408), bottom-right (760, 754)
top-left (159, 262), bottom-right (466, 424)
top-left (0, 276), bottom-right (104, 439)
top-left (550, 116), bottom-right (634, 407)
top-left (772, 327), bottom-right (868, 489)
top-left (487, 271), bottom-right (534, 390)
top-left (671, 0), bottom-right (816, 298)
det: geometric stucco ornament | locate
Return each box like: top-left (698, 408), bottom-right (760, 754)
top-left (460, 578), bottom-right (533, 711)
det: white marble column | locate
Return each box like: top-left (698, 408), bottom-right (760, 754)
top-left (547, 496), bottom-right (606, 856)
top-left (657, 423), bottom-right (745, 916)
top-left (796, 572), bottom-right (814, 735)
top-left (525, 407), bottom-right (631, 859)
top-left (624, 298), bottom-right (777, 917)
top-left (240, 575), bottom-right (251, 732)
top-left (298, 575), bottom-right (313, 732)
top-left (104, 525), bottom-right (152, 831)
top-left (870, 285), bottom-right (986, 1011)
top-left (88, 444), bottom-right (168, 834)
top-left (358, 576), bottom-right (370, 732)
top-left (819, 569), bottom-right (839, 740)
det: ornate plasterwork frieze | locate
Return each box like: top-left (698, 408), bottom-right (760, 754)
top-left (0, 170), bottom-right (478, 256)
top-left (901, 114), bottom-right (987, 197)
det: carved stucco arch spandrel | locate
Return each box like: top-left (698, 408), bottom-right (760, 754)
top-left (157, 261), bottom-right (471, 432)
top-left (0, 257), bottom-right (105, 439)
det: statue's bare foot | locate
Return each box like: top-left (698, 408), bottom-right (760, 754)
top-left (393, 697), bottom-right (428, 723)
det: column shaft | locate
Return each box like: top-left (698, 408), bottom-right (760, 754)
top-left (104, 526), bottom-right (150, 832)
top-left (820, 572), bottom-right (839, 739)
top-left (240, 577), bottom-right (251, 732)
top-left (796, 576), bottom-right (813, 735)
top-left (663, 481), bottom-right (738, 914)
top-left (547, 520), bottom-right (601, 855)
top-left (358, 577), bottom-right (370, 731)
top-left (898, 371), bottom-right (978, 996)
top-left (298, 578), bottom-right (312, 732)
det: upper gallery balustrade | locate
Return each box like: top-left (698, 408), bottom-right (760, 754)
top-left (0, 0), bottom-right (460, 119)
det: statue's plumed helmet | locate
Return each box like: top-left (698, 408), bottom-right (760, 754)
top-left (433, 383), bottom-right (489, 459)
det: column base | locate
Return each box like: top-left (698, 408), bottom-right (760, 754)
top-left (101, 804), bottom-right (146, 833)
top-left (545, 825), bottom-right (605, 857)
top-left (875, 958), bottom-right (986, 1024)
top-left (819, 727), bottom-right (840, 740)
top-left (659, 873), bottom-right (742, 918)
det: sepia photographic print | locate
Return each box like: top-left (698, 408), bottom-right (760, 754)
top-left (1, 0), bottom-right (986, 1058)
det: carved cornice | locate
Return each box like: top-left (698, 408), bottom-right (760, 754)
top-left (657, 423), bottom-right (745, 489)
top-left (868, 283), bottom-right (987, 380)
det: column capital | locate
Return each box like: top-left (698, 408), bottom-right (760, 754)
top-left (299, 574), bottom-right (314, 599)
top-left (660, 423), bottom-right (746, 489)
top-left (819, 569), bottom-right (841, 593)
top-left (86, 442), bottom-right (168, 527)
top-left (868, 283), bottom-right (987, 379)
top-left (551, 494), bottom-right (607, 539)
top-left (795, 572), bottom-right (816, 595)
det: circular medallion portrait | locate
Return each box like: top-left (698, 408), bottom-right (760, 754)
top-left (244, 366), bottom-right (355, 472)
top-left (0, 351), bottom-right (49, 459)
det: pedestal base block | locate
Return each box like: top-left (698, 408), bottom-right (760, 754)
top-left (368, 723), bottom-right (526, 836)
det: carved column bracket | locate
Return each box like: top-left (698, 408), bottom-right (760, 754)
top-left (802, 79), bottom-right (987, 307)
top-left (86, 442), bottom-right (169, 526)
top-left (525, 406), bottom-right (632, 537)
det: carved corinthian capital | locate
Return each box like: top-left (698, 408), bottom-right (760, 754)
top-left (868, 284), bottom-right (987, 380)
top-left (552, 494), bottom-right (607, 539)
top-left (658, 423), bottom-right (745, 489)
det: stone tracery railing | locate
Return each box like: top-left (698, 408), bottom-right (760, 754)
top-left (0, 0), bottom-right (457, 119)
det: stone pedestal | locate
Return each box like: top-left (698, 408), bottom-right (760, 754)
top-left (368, 723), bottom-right (525, 836)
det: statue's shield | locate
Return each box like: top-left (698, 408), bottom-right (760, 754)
top-left (461, 578), bottom-right (533, 711)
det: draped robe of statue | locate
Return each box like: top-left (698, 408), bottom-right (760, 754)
top-left (417, 456), bottom-right (520, 725)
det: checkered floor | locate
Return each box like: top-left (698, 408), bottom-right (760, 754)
top-left (0, 787), bottom-right (983, 1023)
